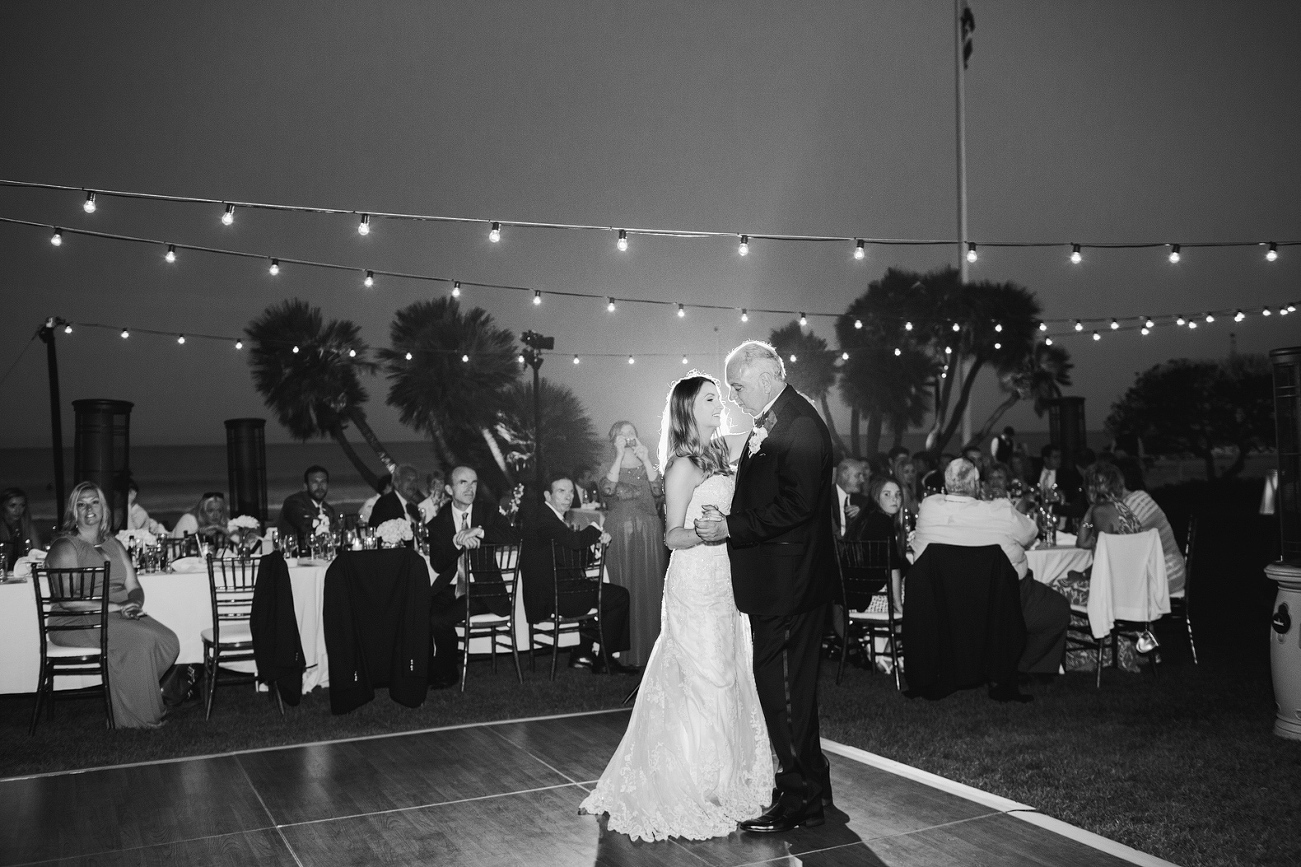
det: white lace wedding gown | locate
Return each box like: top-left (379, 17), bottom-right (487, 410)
top-left (579, 474), bottom-right (771, 842)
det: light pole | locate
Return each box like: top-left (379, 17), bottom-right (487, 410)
top-left (520, 330), bottom-right (553, 496)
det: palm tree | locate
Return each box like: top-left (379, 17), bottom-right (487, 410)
top-left (496, 378), bottom-right (604, 488)
top-left (245, 298), bottom-right (394, 490)
top-left (767, 321), bottom-right (848, 456)
top-left (379, 298), bottom-right (519, 475)
top-left (976, 342), bottom-right (1074, 441)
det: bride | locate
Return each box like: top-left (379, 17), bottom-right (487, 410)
top-left (579, 373), bottom-right (771, 842)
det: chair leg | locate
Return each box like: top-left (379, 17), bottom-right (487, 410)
top-left (1184, 608), bottom-right (1199, 665)
top-left (835, 631), bottom-right (847, 685)
top-left (889, 632), bottom-right (903, 691)
top-left (509, 628), bottom-right (523, 684)
top-left (204, 647), bottom-right (218, 721)
top-left (460, 631), bottom-right (470, 693)
top-left (549, 623), bottom-right (560, 681)
top-left (273, 684), bottom-right (285, 717)
top-left (28, 669), bottom-right (47, 736)
top-left (529, 630), bottom-right (536, 673)
top-left (1095, 638), bottom-right (1104, 689)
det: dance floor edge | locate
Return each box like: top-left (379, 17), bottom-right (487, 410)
top-left (0, 709), bottom-right (1177, 867)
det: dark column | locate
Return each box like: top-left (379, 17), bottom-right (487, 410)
top-left (225, 418), bottom-right (268, 522)
top-left (72, 399), bottom-right (133, 531)
top-left (1047, 397), bottom-right (1087, 468)
top-left (1271, 346), bottom-right (1301, 566)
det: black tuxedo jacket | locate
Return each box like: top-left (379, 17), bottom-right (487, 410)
top-left (368, 491), bottom-right (420, 528)
top-left (521, 503), bottom-right (603, 623)
top-left (833, 490), bottom-right (870, 539)
top-left (725, 386), bottom-right (838, 616)
top-left (276, 491), bottom-right (338, 546)
top-left (427, 501), bottom-right (519, 601)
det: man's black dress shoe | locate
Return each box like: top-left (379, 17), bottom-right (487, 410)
top-left (740, 800), bottom-right (825, 833)
top-left (591, 657), bottom-right (641, 675)
top-left (568, 654), bottom-right (595, 670)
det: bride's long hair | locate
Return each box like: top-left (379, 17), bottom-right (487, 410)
top-left (657, 372), bottom-right (733, 478)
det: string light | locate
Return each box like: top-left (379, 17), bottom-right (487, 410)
top-left (905, 321), bottom-right (913, 331)
top-left (681, 355), bottom-right (689, 364)
top-left (1045, 337), bottom-right (1053, 345)
top-left (740, 309), bottom-right (749, 323)
top-left (789, 354), bottom-right (797, 362)
top-left (1074, 320), bottom-right (1083, 332)
top-left (120, 328), bottom-right (129, 339)
top-left (1266, 242), bottom-right (1279, 262)
top-left (1234, 309), bottom-right (1245, 322)
top-left (1282, 306), bottom-right (1292, 316)
top-left (1263, 307), bottom-right (1272, 316)
top-left (616, 229), bottom-right (628, 252)
top-left (177, 334), bottom-right (186, 344)
top-left (1092, 331), bottom-right (1101, 341)
top-left (628, 355), bottom-right (635, 364)
top-left (994, 322), bottom-right (1003, 333)
top-left (1110, 319), bottom-right (1119, 330)
top-left (406, 351), bottom-right (414, 360)
top-left (291, 345), bottom-right (299, 353)
top-left (63, 324), bottom-right (72, 334)
top-left (854, 319), bottom-right (862, 329)
top-left (533, 290), bottom-right (542, 305)
top-left (1204, 313), bottom-right (1215, 323)
top-left (606, 297), bottom-right (616, 313)
top-left (363, 270), bottom-right (374, 288)
top-left (50, 228), bottom-right (62, 246)
top-left (1168, 244), bottom-right (1181, 263)
top-left (1176, 315), bottom-right (1187, 326)
top-left (358, 214), bottom-right (370, 236)
top-left (165, 244), bottom-right (176, 263)
top-left (1188, 320), bottom-right (1198, 329)
top-left (993, 342), bottom-right (1001, 350)
top-left (677, 304), bottom-right (685, 318)
top-left (1141, 327), bottom-right (1150, 336)
top-left (1144, 317), bottom-right (1155, 328)
top-left (854, 240), bottom-right (865, 260)
top-left (221, 204), bottom-right (235, 225)
top-left (951, 322), bottom-right (961, 332)
top-left (83, 192), bottom-right (96, 213)
top-left (348, 349), bottom-right (356, 358)
top-left (451, 281), bottom-right (461, 298)
top-left (572, 355), bottom-right (580, 364)
top-left (1070, 243), bottom-right (1082, 264)
top-left (517, 353), bottom-right (525, 364)
top-left (966, 242), bottom-right (977, 263)
top-left (461, 354), bottom-right (469, 363)
top-left (799, 313), bottom-right (807, 327)
top-left (738, 235), bottom-right (749, 257)
top-left (269, 258), bottom-right (279, 275)
top-left (1039, 322), bottom-right (1048, 331)
top-left (489, 222), bottom-right (501, 243)
top-left (894, 347), bottom-right (901, 356)
top-left (944, 346), bottom-right (952, 355)
top-left (235, 340), bottom-right (243, 350)
top-left (841, 351), bottom-right (849, 360)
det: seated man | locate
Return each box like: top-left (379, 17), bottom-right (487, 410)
top-left (357, 473), bottom-right (393, 525)
top-left (425, 466), bottom-right (519, 688)
top-left (521, 475), bottom-right (636, 674)
top-left (833, 457), bottom-right (869, 539)
top-left (368, 464), bottom-right (424, 530)
top-left (276, 465), bottom-right (338, 548)
top-left (913, 458), bottom-right (1069, 677)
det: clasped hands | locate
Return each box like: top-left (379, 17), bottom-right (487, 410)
top-left (119, 601), bottom-right (145, 620)
top-left (454, 526), bottom-right (486, 549)
top-left (693, 505), bottom-right (729, 542)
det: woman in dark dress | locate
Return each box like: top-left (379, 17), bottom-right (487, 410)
top-left (599, 421), bottom-right (668, 667)
top-left (1, 487), bottom-right (43, 569)
top-left (857, 477), bottom-right (906, 616)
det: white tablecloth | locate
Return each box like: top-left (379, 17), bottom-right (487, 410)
top-left (1026, 545), bottom-right (1093, 588)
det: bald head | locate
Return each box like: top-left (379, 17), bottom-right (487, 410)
top-left (446, 466), bottom-right (478, 509)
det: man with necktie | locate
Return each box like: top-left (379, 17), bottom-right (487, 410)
top-left (367, 464), bottom-right (427, 531)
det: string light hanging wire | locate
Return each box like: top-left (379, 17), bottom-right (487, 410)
top-left (616, 229), bottom-right (628, 252)
top-left (50, 228), bottom-right (62, 246)
top-left (854, 239), bottom-right (865, 260)
top-left (1070, 244), bottom-right (1082, 264)
top-left (451, 281), bottom-right (461, 298)
top-left (1267, 242), bottom-right (1279, 262)
top-left (363, 270), bottom-right (374, 288)
top-left (1168, 244), bottom-right (1181, 263)
top-left (738, 235), bottom-right (749, 256)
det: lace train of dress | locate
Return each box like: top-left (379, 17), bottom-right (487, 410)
top-left (579, 474), bottom-right (771, 842)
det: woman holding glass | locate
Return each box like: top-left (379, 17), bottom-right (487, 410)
top-left (599, 421), bottom-right (668, 668)
top-left (47, 482), bottom-right (180, 728)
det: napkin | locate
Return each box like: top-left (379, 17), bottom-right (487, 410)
top-left (12, 548), bottom-right (47, 580)
top-left (168, 557), bottom-right (208, 573)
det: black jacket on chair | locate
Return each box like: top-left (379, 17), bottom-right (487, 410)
top-left (323, 548), bottom-right (430, 713)
top-left (902, 543), bottom-right (1026, 699)
top-left (250, 551), bottom-right (305, 706)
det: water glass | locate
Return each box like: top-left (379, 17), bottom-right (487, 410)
top-left (281, 535), bottom-right (298, 559)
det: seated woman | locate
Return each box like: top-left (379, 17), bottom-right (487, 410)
top-left (171, 491), bottom-right (230, 551)
top-left (857, 477), bottom-right (906, 617)
top-left (126, 479), bottom-right (167, 535)
top-left (1, 487), bottom-right (43, 569)
top-left (46, 482), bottom-right (180, 728)
top-left (1055, 462), bottom-right (1144, 673)
top-left (981, 462), bottom-right (1012, 500)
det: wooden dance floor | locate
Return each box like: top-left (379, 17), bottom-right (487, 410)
top-left (0, 709), bottom-right (1171, 867)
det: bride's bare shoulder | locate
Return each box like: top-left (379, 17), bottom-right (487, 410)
top-left (664, 456), bottom-right (705, 489)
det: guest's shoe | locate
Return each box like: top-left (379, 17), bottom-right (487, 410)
top-left (592, 657), bottom-right (640, 675)
top-left (739, 799), bottom-right (825, 834)
top-left (568, 654), bottom-right (595, 670)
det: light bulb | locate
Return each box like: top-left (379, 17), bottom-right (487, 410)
top-left (357, 214), bottom-right (370, 236)
top-left (364, 270), bottom-right (374, 288)
top-left (1234, 309), bottom-right (1245, 322)
top-left (1045, 337), bottom-right (1053, 346)
top-left (740, 309), bottom-right (749, 322)
top-left (291, 345), bottom-right (299, 354)
top-left (994, 322), bottom-right (1003, 333)
top-left (572, 355), bottom-right (580, 364)
top-left (854, 239), bottom-right (865, 260)
top-left (952, 322), bottom-right (961, 332)
top-left (1263, 307), bottom-right (1272, 316)
top-left (461, 354), bottom-right (469, 363)
top-left (1205, 313), bottom-right (1214, 323)
top-left (681, 355), bottom-right (688, 364)
top-left (235, 340), bottom-right (243, 350)
top-left (678, 304), bottom-right (686, 318)
top-left (628, 355), bottom-right (635, 365)
top-left (616, 229), bottom-right (628, 252)
top-left (489, 222), bottom-right (501, 243)
top-left (348, 349), bottom-right (356, 358)
top-left (905, 321), bottom-right (913, 331)
top-left (165, 244), bottom-right (177, 263)
top-left (1176, 316), bottom-right (1187, 326)
top-left (51, 228), bottom-right (63, 246)
top-left (1070, 244), bottom-right (1082, 265)
top-left (607, 297), bottom-right (616, 313)
top-left (533, 290), bottom-right (541, 305)
top-left (518, 354), bottom-right (525, 364)
top-left (120, 329), bottom-right (129, 339)
top-left (269, 259), bottom-right (280, 275)
top-left (738, 235), bottom-right (749, 256)
top-left (1074, 320), bottom-right (1083, 332)
top-left (83, 192), bottom-right (96, 213)
top-left (1141, 327), bottom-right (1150, 336)
top-left (1188, 321), bottom-right (1198, 329)
top-left (894, 347), bottom-right (901, 357)
top-left (966, 242), bottom-right (977, 263)
top-left (406, 352), bottom-right (413, 360)
top-left (1092, 331), bottom-right (1101, 341)
top-left (452, 281), bottom-right (461, 298)
top-left (222, 204), bottom-right (235, 225)
top-left (1110, 319), bottom-right (1119, 330)
top-left (799, 313), bottom-right (807, 327)
top-left (1168, 244), bottom-right (1181, 264)
top-left (994, 341), bottom-right (1002, 350)
top-left (63, 324), bottom-right (72, 334)
top-left (1145, 317), bottom-right (1155, 328)
top-left (854, 319), bottom-right (863, 330)
top-left (842, 351), bottom-right (850, 360)
top-left (1039, 321), bottom-right (1048, 331)
top-left (944, 346), bottom-right (952, 355)
top-left (789, 354), bottom-right (797, 363)
top-left (1266, 243), bottom-right (1278, 262)
top-left (177, 334), bottom-right (186, 344)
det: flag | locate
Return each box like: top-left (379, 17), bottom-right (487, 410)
top-left (961, 3), bottom-right (976, 69)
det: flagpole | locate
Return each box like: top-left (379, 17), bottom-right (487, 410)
top-left (954, 0), bottom-right (973, 448)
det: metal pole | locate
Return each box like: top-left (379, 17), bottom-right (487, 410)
top-left (37, 318), bottom-right (67, 523)
top-left (532, 363), bottom-right (542, 494)
top-left (954, 0), bottom-right (973, 448)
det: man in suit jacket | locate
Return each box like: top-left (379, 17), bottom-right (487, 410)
top-left (276, 465), bottom-right (338, 548)
top-left (833, 457), bottom-right (870, 540)
top-left (521, 476), bottom-right (635, 674)
top-left (368, 464), bottom-right (425, 530)
top-left (425, 466), bottom-right (519, 688)
top-left (695, 341), bottom-right (837, 833)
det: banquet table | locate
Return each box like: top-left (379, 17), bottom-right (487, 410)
top-left (1026, 545), bottom-right (1093, 589)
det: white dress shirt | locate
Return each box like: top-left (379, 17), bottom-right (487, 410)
top-left (836, 485), bottom-right (850, 536)
top-left (912, 493), bottom-right (1038, 579)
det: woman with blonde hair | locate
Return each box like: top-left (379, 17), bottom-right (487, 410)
top-left (46, 482), bottom-right (180, 727)
top-left (171, 491), bottom-right (230, 548)
top-left (598, 419), bottom-right (667, 666)
top-left (581, 373), bottom-right (770, 841)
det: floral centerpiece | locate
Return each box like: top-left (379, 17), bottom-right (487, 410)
top-left (226, 514), bottom-right (263, 554)
top-left (375, 518), bottom-right (413, 548)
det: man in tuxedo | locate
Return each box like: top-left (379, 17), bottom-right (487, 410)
top-left (425, 466), bottom-right (519, 688)
top-left (696, 340), bottom-right (837, 833)
top-left (833, 458), bottom-right (869, 540)
top-left (368, 464), bottom-right (425, 530)
top-left (1037, 444), bottom-right (1084, 520)
top-left (276, 465), bottom-right (338, 548)
top-left (520, 476), bottom-right (636, 674)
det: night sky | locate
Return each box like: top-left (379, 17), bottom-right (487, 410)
top-left (1, 2), bottom-right (1298, 454)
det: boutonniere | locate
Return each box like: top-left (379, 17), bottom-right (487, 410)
top-left (749, 410), bottom-right (777, 452)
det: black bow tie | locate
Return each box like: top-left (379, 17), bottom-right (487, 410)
top-left (756, 410), bottom-right (776, 430)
